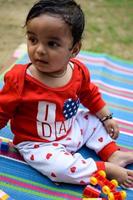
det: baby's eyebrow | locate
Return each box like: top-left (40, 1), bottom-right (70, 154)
top-left (26, 30), bottom-right (36, 36)
top-left (48, 36), bottom-right (60, 41)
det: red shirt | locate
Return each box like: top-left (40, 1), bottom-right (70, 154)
top-left (0, 58), bottom-right (105, 144)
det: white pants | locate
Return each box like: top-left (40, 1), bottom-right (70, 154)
top-left (16, 111), bottom-right (113, 185)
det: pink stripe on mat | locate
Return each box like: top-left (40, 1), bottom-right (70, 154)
top-left (119, 128), bottom-right (133, 135)
top-left (95, 81), bottom-right (133, 100)
top-left (116, 119), bottom-right (133, 128)
top-left (1, 176), bottom-right (81, 200)
top-left (118, 146), bottom-right (132, 152)
top-left (77, 55), bottom-right (133, 74)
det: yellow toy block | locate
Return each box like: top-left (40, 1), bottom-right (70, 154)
top-left (0, 190), bottom-right (9, 200)
top-left (0, 190), bottom-right (14, 200)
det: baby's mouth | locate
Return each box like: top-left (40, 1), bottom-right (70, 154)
top-left (36, 59), bottom-right (48, 64)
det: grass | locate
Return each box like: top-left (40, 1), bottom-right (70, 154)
top-left (0, 0), bottom-right (133, 67)
top-left (78, 0), bottom-right (133, 60)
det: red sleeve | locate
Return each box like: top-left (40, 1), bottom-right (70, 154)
top-left (0, 68), bottom-right (22, 129)
top-left (76, 60), bottom-right (106, 113)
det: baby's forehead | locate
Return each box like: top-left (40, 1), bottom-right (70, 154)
top-left (27, 14), bottom-right (68, 28)
top-left (26, 14), bottom-right (73, 42)
top-left (27, 14), bottom-right (72, 33)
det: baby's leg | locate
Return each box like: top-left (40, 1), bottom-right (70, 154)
top-left (105, 147), bottom-right (133, 187)
top-left (16, 141), bottom-right (104, 185)
top-left (105, 162), bottom-right (133, 188)
top-left (16, 141), bottom-right (133, 188)
top-left (82, 112), bottom-right (133, 187)
top-left (107, 150), bottom-right (133, 167)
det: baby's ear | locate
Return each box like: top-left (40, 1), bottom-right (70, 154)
top-left (71, 41), bottom-right (82, 58)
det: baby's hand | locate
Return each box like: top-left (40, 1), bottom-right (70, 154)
top-left (103, 118), bottom-right (119, 139)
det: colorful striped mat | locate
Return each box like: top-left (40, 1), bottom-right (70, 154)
top-left (0, 45), bottom-right (133, 200)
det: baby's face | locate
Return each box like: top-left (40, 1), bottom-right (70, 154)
top-left (26, 14), bottom-right (75, 74)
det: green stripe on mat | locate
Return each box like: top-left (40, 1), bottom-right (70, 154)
top-left (108, 105), bottom-right (132, 114)
top-left (0, 173), bottom-right (81, 198)
top-left (92, 71), bottom-right (133, 85)
top-left (0, 182), bottom-right (65, 200)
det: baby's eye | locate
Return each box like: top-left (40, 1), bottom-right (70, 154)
top-left (48, 41), bottom-right (60, 48)
top-left (27, 36), bottom-right (38, 45)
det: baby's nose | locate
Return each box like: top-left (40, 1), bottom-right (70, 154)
top-left (36, 43), bottom-right (46, 55)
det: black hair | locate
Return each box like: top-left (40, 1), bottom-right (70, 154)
top-left (25, 0), bottom-right (85, 46)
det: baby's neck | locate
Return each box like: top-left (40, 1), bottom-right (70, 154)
top-left (42, 67), bottom-right (68, 79)
top-left (28, 62), bottom-right (74, 88)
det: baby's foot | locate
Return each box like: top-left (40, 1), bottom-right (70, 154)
top-left (107, 150), bottom-right (133, 167)
top-left (105, 162), bottom-right (133, 188)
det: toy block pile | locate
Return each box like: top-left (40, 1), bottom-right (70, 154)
top-left (82, 170), bottom-right (127, 200)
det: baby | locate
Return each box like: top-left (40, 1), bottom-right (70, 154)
top-left (0, 0), bottom-right (132, 187)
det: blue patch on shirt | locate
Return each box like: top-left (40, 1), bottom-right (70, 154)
top-left (63, 98), bottom-right (80, 120)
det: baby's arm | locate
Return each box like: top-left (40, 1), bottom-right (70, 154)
top-left (78, 61), bottom-right (119, 139)
top-left (96, 105), bottom-right (119, 139)
top-left (0, 71), bottom-right (20, 129)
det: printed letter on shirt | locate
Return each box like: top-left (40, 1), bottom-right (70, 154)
top-left (36, 101), bottom-right (72, 141)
